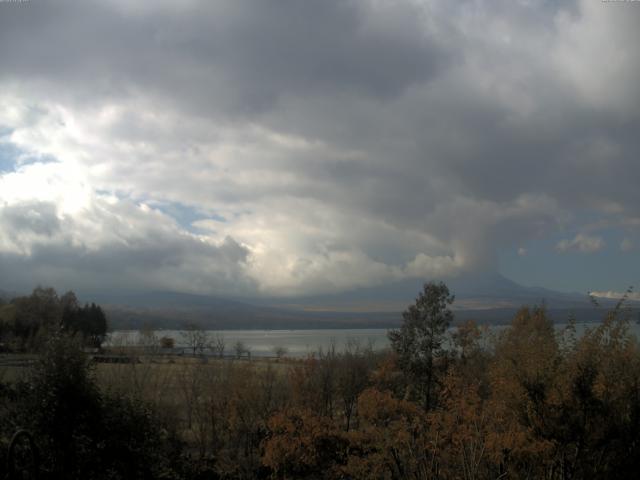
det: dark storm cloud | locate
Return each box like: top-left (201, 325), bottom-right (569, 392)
top-left (0, 0), bottom-right (448, 114)
top-left (0, 0), bottom-right (638, 295)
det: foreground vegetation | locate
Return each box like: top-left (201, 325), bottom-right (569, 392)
top-left (1, 284), bottom-right (639, 479)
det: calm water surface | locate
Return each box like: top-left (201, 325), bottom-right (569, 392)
top-left (109, 321), bottom-right (640, 358)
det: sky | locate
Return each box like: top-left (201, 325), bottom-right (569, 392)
top-left (0, 0), bottom-right (639, 299)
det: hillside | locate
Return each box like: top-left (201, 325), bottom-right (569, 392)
top-left (77, 273), bottom-right (636, 330)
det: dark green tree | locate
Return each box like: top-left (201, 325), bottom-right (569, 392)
top-left (61, 290), bottom-right (82, 334)
top-left (60, 294), bottom-right (108, 349)
top-left (388, 281), bottom-right (454, 410)
top-left (18, 333), bottom-right (102, 476)
top-left (11, 287), bottom-right (61, 349)
top-left (85, 303), bottom-right (108, 348)
top-left (14, 333), bottom-right (184, 479)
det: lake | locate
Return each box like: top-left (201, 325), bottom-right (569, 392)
top-left (108, 328), bottom-right (388, 357)
top-left (108, 321), bottom-right (640, 357)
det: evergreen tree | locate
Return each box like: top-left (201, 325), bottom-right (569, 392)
top-left (388, 281), bottom-right (454, 410)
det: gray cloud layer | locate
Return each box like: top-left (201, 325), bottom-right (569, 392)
top-left (0, 0), bottom-right (638, 296)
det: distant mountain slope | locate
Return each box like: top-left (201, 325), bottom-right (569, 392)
top-left (83, 289), bottom-right (398, 330)
top-left (80, 272), bottom-right (636, 330)
top-left (88, 290), bottom-right (265, 310)
top-left (0, 288), bottom-right (20, 301)
top-left (254, 272), bottom-right (591, 312)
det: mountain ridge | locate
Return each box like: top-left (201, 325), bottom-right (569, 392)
top-left (2, 274), bottom-right (633, 330)
top-left (72, 272), bottom-right (633, 330)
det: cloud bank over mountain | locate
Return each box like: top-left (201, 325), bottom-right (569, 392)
top-left (0, 0), bottom-right (639, 297)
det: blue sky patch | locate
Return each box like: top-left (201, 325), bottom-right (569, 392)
top-left (499, 226), bottom-right (639, 294)
top-left (0, 143), bottom-right (20, 173)
top-left (0, 134), bottom-right (59, 173)
top-left (150, 200), bottom-right (226, 233)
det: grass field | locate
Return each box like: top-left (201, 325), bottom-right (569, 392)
top-left (1, 349), bottom-right (295, 454)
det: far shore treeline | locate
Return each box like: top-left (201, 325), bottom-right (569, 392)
top-left (0, 287), bottom-right (107, 351)
top-left (0, 282), bottom-right (639, 479)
